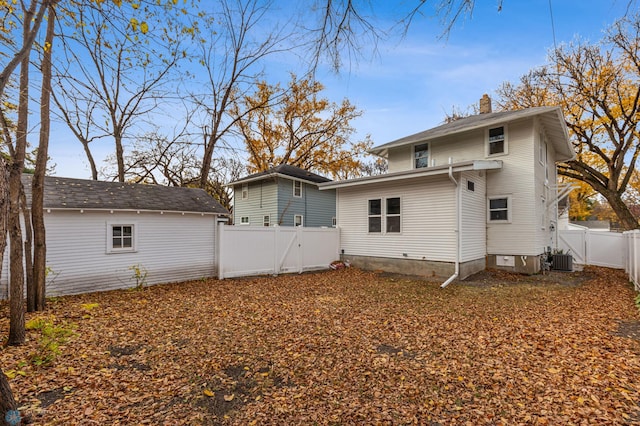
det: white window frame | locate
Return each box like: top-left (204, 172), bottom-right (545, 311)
top-left (241, 183), bottom-right (249, 200)
top-left (263, 215), bottom-right (270, 227)
top-left (486, 125), bottom-right (508, 157)
top-left (538, 132), bottom-right (546, 165)
top-left (368, 197), bottom-right (402, 234)
top-left (294, 214), bottom-right (303, 227)
top-left (293, 180), bottom-right (302, 198)
top-left (240, 216), bottom-right (250, 225)
top-left (368, 198), bottom-right (382, 233)
top-left (413, 142), bottom-right (430, 169)
top-left (487, 195), bottom-right (511, 223)
top-left (385, 197), bottom-right (401, 233)
top-left (541, 196), bottom-right (546, 230)
top-left (107, 222), bottom-right (137, 254)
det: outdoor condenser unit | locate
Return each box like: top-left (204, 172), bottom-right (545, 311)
top-left (552, 254), bottom-right (573, 271)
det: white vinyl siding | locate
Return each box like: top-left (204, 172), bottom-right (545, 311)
top-left (387, 145), bottom-right (412, 172)
top-left (460, 171), bottom-right (487, 262)
top-left (535, 120), bottom-right (558, 250)
top-left (2, 210), bottom-right (217, 298)
top-left (486, 118), bottom-right (540, 255)
top-left (337, 175), bottom-right (456, 262)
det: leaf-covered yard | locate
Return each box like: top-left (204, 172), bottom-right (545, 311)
top-left (1, 266), bottom-right (640, 424)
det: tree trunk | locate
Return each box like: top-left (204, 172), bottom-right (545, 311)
top-left (601, 188), bottom-right (639, 230)
top-left (21, 190), bottom-right (34, 313)
top-left (7, 0), bottom-right (35, 346)
top-left (0, 368), bottom-right (18, 426)
top-left (31, 3), bottom-right (56, 311)
top-left (115, 132), bottom-right (125, 182)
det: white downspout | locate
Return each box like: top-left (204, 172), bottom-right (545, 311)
top-left (441, 158), bottom-right (460, 288)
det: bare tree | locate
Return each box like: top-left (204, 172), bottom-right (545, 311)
top-left (52, 0), bottom-right (191, 181)
top-left (191, 0), bottom-right (291, 189)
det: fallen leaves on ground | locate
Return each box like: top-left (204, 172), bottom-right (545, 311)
top-left (1, 266), bottom-right (639, 424)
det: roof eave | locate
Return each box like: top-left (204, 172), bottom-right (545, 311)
top-left (318, 160), bottom-right (502, 190)
top-left (227, 172), bottom-right (327, 187)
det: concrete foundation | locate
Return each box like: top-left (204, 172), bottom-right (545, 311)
top-left (486, 254), bottom-right (540, 275)
top-left (341, 254), bottom-right (486, 280)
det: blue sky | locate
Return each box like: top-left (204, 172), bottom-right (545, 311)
top-left (49, 0), bottom-right (634, 179)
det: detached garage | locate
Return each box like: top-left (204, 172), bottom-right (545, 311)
top-left (0, 175), bottom-right (228, 298)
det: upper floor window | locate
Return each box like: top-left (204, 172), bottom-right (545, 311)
top-left (293, 180), bottom-right (302, 198)
top-left (487, 126), bottom-right (506, 156)
top-left (538, 132), bottom-right (546, 165)
top-left (414, 143), bottom-right (429, 168)
top-left (241, 183), bottom-right (249, 200)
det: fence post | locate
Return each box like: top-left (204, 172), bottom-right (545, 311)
top-left (217, 222), bottom-right (225, 280)
top-left (273, 225), bottom-right (279, 276)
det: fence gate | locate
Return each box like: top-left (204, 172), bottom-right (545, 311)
top-left (217, 225), bottom-right (340, 279)
top-left (558, 229), bottom-right (625, 269)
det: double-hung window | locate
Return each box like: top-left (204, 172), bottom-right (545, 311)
top-left (294, 214), bottom-right (303, 227)
top-left (488, 196), bottom-right (510, 222)
top-left (386, 198), bottom-right (401, 233)
top-left (368, 199), bottom-right (382, 233)
top-left (108, 223), bottom-right (136, 253)
top-left (293, 181), bottom-right (302, 198)
top-left (241, 183), bottom-right (249, 200)
top-left (368, 198), bottom-right (401, 233)
top-left (263, 215), bottom-right (270, 227)
top-left (487, 126), bottom-right (506, 156)
top-left (414, 143), bottom-right (429, 168)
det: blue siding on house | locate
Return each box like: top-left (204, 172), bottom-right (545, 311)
top-left (233, 175), bottom-right (335, 227)
top-left (233, 180), bottom-right (278, 226)
top-left (276, 178), bottom-right (336, 227)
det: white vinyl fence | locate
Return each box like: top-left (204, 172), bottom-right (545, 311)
top-left (558, 229), bottom-right (626, 269)
top-left (217, 225), bottom-right (340, 279)
top-left (624, 230), bottom-right (640, 291)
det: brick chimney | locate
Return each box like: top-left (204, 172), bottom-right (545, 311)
top-left (479, 94), bottom-right (492, 114)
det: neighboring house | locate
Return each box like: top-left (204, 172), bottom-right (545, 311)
top-left (0, 175), bottom-right (228, 299)
top-left (319, 96), bottom-right (575, 281)
top-left (229, 164), bottom-right (336, 228)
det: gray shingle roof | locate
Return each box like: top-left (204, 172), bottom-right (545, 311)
top-left (229, 164), bottom-right (332, 185)
top-left (21, 175), bottom-right (228, 214)
top-left (369, 106), bottom-right (573, 160)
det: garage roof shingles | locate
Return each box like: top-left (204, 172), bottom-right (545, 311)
top-left (22, 175), bottom-right (228, 214)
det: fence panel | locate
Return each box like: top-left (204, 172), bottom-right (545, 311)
top-left (624, 230), bottom-right (640, 291)
top-left (218, 225), bottom-right (339, 279)
top-left (558, 229), bottom-right (625, 269)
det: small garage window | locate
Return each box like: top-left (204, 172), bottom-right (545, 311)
top-left (107, 223), bottom-right (136, 253)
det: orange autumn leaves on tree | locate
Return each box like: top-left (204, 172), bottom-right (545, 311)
top-left (232, 74), bottom-right (372, 179)
top-left (497, 15), bottom-right (640, 230)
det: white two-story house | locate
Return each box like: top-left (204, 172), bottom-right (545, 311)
top-left (319, 96), bottom-right (574, 283)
